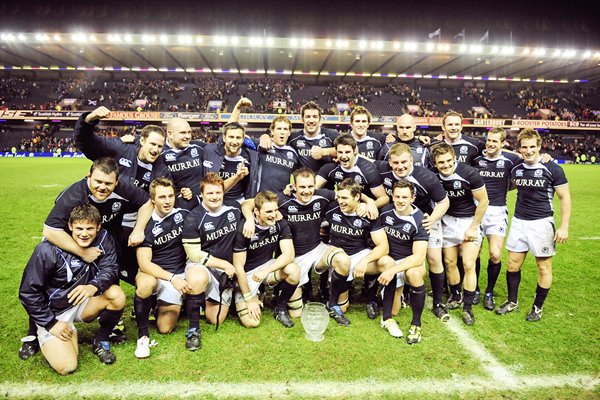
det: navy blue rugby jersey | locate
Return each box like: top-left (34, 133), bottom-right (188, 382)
top-left (288, 128), bottom-right (338, 172)
top-left (473, 151), bottom-right (521, 207)
top-left (354, 131), bottom-right (384, 160)
top-left (278, 189), bottom-right (336, 256)
top-left (257, 145), bottom-right (300, 193)
top-left (380, 137), bottom-right (428, 166)
top-left (428, 135), bottom-right (484, 168)
top-left (436, 163), bottom-right (485, 218)
top-left (161, 142), bottom-right (204, 194)
top-left (323, 201), bottom-right (380, 256)
top-left (181, 200), bottom-right (241, 263)
top-left (317, 157), bottom-right (382, 199)
top-left (233, 219), bottom-right (293, 272)
top-left (219, 154), bottom-right (252, 201)
top-left (374, 204), bottom-right (429, 260)
top-left (377, 162), bottom-right (447, 216)
top-left (511, 160), bottom-right (568, 220)
top-left (44, 178), bottom-right (149, 236)
top-left (139, 208), bottom-right (190, 274)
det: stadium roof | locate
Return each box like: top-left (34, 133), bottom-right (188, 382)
top-left (1, 0), bottom-right (599, 83)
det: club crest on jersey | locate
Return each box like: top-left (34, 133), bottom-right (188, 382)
top-left (191, 148), bottom-right (199, 157)
top-left (204, 221), bottom-right (215, 230)
top-left (384, 177), bottom-right (392, 187)
top-left (152, 225), bottom-right (163, 235)
top-left (203, 160), bottom-right (213, 168)
top-left (534, 169), bottom-right (543, 177)
top-left (70, 259), bottom-right (82, 268)
top-left (287, 152), bottom-right (294, 159)
top-left (313, 202), bottom-right (321, 211)
top-left (497, 160), bottom-right (505, 168)
top-left (453, 181), bottom-right (462, 189)
top-left (227, 212), bottom-right (236, 222)
top-left (478, 160), bottom-right (487, 167)
top-left (385, 216), bottom-right (394, 225)
top-left (332, 213), bottom-right (342, 222)
top-left (165, 153), bottom-right (176, 162)
top-left (319, 139), bottom-right (328, 147)
top-left (516, 169), bottom-right (524, 177)
top-left (297, 140), bottom-right (306, 147)
top-left (269, 225), bottom-right (277, 234)
top-left (402, 223), bottom-right (411, 233)
top-left (143, 171), bottom-right (152, 181)
top-left (335, 171), bottom-right (344, 180)
top-left (112, 202), bottom-right (122, 212)
top-left (251, 233), bottom-right (259, 241)
top-left (460, 146), bottom-right (468, 154)
top-left (353, 219), bottom-right (362, 228)
top-left (119, 158), bottom-right (132, 168)
top-left (288, 205), bottom-right (298, 213)
top-left (354, 176), bottom-right (363, 184)
top-left (366, 142), bottom-right (373, 149)
top-left (174, 213), bottom-right (183, 224)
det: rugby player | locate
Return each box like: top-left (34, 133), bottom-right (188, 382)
top-left (203, 122), bottom-right (258, 202)
top-left (376, 180), bottom-right (429, 343)
top-left (380, 114), bottom-right (429, 166)
top-left (378, 143), bottom-right (450, 321)
top-left (322, 179), bottom-right (389, 322)
top-left (497, 128), bottom-right (571, 322)
top-left (431, 143), bottom-right (489, 325)
top-left (181, 173), bottom-right (241, 325)
top-left (19, 205), bottom-right (125, 374)
top-left (347, 106), bottom-right (386, 160)
top-left (233, 191), bottom-right (299, 328)
top-left (134, 178), bottom-right (209, 357)
top-left (472, 128), bottom-right (521, 310)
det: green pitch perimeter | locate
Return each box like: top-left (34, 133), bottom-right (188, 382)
top-left (0, 158), bottom-right (598, 399)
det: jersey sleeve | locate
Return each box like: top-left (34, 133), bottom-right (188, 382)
top-left (466, 165), bottom-right (486, 190)
top-left (118, 181), bottom-right (150, 212)
top-left (138, 223), bottom-right (154, 248)
top-left (550, 163), bottom-right (568, 187)
top-left (364, 161), bottom-right (383, 188)
top-left (232, 222), bottom-right (250, 253)
top-left (317, 162), bottom-right (336, 182)
top-left (182, 209), bottom-right (202, 240)
top-left (73, 113), bottom-right (124, 160)
top-left (19, 244), bottom-right (59, 329)
top-left (278, 219), bottom-right (293, 240)
top-left (44, 183), bottom-right (83, 231)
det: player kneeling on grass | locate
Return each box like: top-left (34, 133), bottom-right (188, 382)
top-left (134, 178), bottom-right (209, 357)
top-left (19, 205), bottom-right (125, 374)
top-left (321, 179), bottom-right (389, 325)
top-left (376, 180), bottom-right (429, 344)
top-left (233, 191), bottom-right (300, 328)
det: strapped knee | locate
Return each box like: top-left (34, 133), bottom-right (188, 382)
top-left (287, 296), bottom-right (303, 311)
top-left (327, 249), bottom-right (345, 269)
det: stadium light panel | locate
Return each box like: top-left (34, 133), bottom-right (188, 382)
top-left (142, 34), bottom-right (156, 44)
top-left (582, 51), bottom-right (591, 58)
top-left (53, 34), bottom-right (61, 41)
top-left (522, 48), bottom-right (530, 55)
top-left (336, 39), bottom-right (349, 49)
top-left (301, 38), bottom-right (315, 47)
top-left (249, 37), bottom-right (263, 46)
top-left (160, 35), bottom-right (168, 44)
top-left (359, 40), bottom-right (367, 50)
top-left (469, 45), bottom-right (483, 54)
top-left (124, 34), bottom-right (133, 43)
top-left (178, 35), bottom-right (193, 45)
top-left (18, 33), bottom-right (26, 41)
top-left (195, 36), bottom-right (203, 44)
top-left (325, 40), bottom-right (333, 47)
top-left (404, 42), bottom-right (417, 51)
top-left (533, 48), bottom-right (546, 56)
top-left (553, 49), bottom-right (561, 57)
top-left (290, 38), bottom-right (298, 47)
top-left (490, 46), bottom-right (500, 54)
top-left (438, 44), bottom-right (450, 51)
top-left (459, 44), bottom-right (467, 53)
top-left (230, 37), bottom-right (239, 46)
top-left (88, 34), bottom-right (96, 42)
top-left (426, 43), bottom-right (435, 51)
top-left (266, 37), bottom-right (274, 46)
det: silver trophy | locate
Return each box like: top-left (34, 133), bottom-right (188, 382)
top-left (300, 302), bottom-right (329, 342)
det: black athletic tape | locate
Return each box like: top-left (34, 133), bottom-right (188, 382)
top-left (326, 249), bottom-right (345, 269)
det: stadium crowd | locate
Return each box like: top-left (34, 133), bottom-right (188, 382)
top-left (2, 76), bottom-right (599, 121)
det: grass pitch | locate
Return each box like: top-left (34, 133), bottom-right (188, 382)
top-left (0, 158), bottom-right (598, 399)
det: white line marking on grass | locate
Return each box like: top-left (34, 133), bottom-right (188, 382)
top-left (40, 184), bottom-right (62, 188)
top-left (1, 374), bottom-right (597, 398)
top-left (579, 236), bottom-right (600, 240)
top-left (443, 317), bottom-right (518, 384)
top-left (30, 236), bottom-right (43, 240)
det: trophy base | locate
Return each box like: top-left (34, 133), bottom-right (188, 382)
top-left (305, 333), bottom-right (325, 342)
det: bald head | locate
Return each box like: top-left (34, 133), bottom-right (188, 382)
top-left (167, 118), bottom-right (192, 149)
top-left (396, 114), bottom-right (416, 141)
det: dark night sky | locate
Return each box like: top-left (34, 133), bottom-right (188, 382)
top-left (1, 0), bottom-right (598, 47)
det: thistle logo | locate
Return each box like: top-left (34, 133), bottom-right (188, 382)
top-left (402, 223), bottom-right (411, 233)
top-left (313, 202), bottom-right (321, 211)
top-left (143, 172), bottom-right (152, 181)
top-left (353, 219), bottom-right (362, 228)
top-left (453, 181), bottom-right (461, 189)
top-left (287, 152), bottom-right (294, 159)
top-left (112, 202), bottom-right (122, 212)
top-left (460, 146), bottom-right (468, 154)
top-left (191, 148), bottom-right (199, 157)
top-left (227, 212), bottom-right (236, 222)
top-left (174, 213), bottom-right (183, 223)
top-left (497, 160), bottom-right (505, 168)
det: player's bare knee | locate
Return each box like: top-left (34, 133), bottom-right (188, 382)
top-left (135, 276), bottom-right (157, 298)
top-left (332, 253), bottom-right (350, 275)
top-left (406, 266), bottom-right (425, 286)
top-left (283, 264), bottom-right (300, 285)
top-left (104, 285), bottom-right (126, 309)
top-left (157, 320), bottom-right (176, 334)
top-left (54, 360), bottom-right (77, 376)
